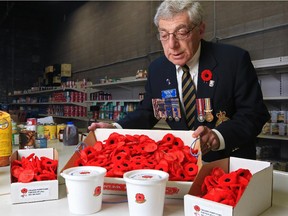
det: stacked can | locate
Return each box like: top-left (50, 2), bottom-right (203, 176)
top-left (44, 123), bottom-right (57, 140)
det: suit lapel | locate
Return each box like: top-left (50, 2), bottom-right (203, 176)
top-left (197, 40), bottom-right (218, 99)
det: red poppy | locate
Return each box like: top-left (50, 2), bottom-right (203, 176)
top-left (201, 69), bottom-right (213, 82)
top-left (18, 169), bottom-right (35, 183)
top-left (211, 167), bottom-right (225, 181)
top-left (184, 163), bottom-right (198, 177)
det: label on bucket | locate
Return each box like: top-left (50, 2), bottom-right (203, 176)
top-left (69, 169), bottom-right (99, 177)
top-left (130, 173), bottom-right (162, 180)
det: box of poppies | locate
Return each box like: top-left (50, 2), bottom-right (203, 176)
top-left (10, 148), bottom-right (59, 204)
top-left (62, 128), bottom-right (202, 199)
top-left (184, 157), bottom-right (273, 216)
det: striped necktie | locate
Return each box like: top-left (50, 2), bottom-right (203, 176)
top-left (182, 65), bottom-right (196, 130)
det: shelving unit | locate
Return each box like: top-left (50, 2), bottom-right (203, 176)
top-left (253, 56), bottom-right (288, 171)
top-left (9, 87), bottom-right (89, 124)
top-left (85, 77), bottom-right (146, 122)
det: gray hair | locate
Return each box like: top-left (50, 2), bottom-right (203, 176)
top-left (154, 0), bottom-right (203, 27)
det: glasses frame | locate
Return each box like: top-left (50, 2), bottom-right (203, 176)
top-left (157, 25), bottom-right (198, 41)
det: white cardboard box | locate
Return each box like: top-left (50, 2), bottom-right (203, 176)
top-left (184, 157), bottom-right (273, 216)
top-left (10, 148), bottom-right (59, 204)
top-left (62, 128), bottom-right (201, 199)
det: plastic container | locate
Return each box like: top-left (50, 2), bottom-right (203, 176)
top-left (0, 111), bottom-right (12, 166)
top-left (61, 166), bottom-right (107, 214)
top-left (63, 122), bottom-right (79, 146)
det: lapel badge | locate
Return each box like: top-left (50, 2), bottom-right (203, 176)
top-left (166, 78), bottom-right (171, 85)
top-left (215, 111), bottom-right (230, 126)
top-left (209, 80), bottom-right (215, 87)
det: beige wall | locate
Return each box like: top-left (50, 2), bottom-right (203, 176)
top-left (44, 1), bottom-right (288, 83)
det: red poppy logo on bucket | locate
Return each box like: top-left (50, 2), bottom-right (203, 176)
top-left (135, 193), bottom-right (146, 203)
top-left (94, 186), bottom-right (102, 196)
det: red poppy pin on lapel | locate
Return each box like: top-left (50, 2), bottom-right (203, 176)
top-left (201, 69), bottom-right (214, 87)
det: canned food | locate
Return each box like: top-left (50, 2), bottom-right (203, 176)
top-left (36, 124), bottom-right (45, 139)
top-left (57, 124), bottom-right (66, 140)
top-left (27, 118), bottom-right (37, 125)
top-left (35, 138), bottom-right (47, 148)
top-left (44, 123), bottom-right (57, 140)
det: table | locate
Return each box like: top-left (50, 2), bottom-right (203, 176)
top-left (1, 141), bottom-right (288, 216)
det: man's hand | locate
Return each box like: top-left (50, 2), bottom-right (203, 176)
top-left (192, 126), bottom-right (220, 155)
top-left (88, 122), bottom-right (116, 131)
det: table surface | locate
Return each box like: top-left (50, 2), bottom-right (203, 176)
top-left (1, 140), bottom-right (288, 216)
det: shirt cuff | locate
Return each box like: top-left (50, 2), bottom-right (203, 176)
top-left (212, 129), bottom-right (225, 151)
top-left (112, 122), bottom-right (123, 129)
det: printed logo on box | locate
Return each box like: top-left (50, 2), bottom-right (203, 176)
top-left (20, 186), bottom-right (50, 198)
top-left (192, 204), bottom-right (224, 216)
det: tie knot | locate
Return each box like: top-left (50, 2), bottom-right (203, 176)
top-left (182, 65), bottom-right (190, 73)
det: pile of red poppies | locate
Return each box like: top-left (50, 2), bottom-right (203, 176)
top-left (75, 132), bottom-right (199, 181)
top-left (11, 153), bottom-right (58, 183)
top-left (200, 167), bottom-right (252, 207)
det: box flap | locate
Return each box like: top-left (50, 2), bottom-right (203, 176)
top-left (233, 163), bottom-right (273, 216)
top-left (60, 131), bottom-right (95, 173)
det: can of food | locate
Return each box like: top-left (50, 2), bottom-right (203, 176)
top-left (35, 138), bottom-right (47, 148)
top-left (27, 118), bottom-right (37, 125)
top-left (57, 124), bottom-right (66, 140)
top-left (44, 123), bottom-right (57, 140)
top-left (36, 124), bottom-right (45, 139)
top-left (12, 133), bottom-right (19, 145)
top-left (25, 125), bottom-right (36, 132)
top-left (19, 130), bottom-right (35, 149)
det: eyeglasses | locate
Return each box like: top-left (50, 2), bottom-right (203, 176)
top-left (157, 26), bottom-right (197, 41)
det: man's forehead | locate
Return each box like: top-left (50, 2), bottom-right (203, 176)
top-left (158, 23), bottom-right (190, 31)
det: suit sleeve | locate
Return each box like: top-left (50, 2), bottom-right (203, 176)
top-left (215, 51), bottom-right (270, 154)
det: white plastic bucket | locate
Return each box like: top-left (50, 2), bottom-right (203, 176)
top-left (124, 169), bottom-right (169, 216)
top-left (61, 166), bottom-right (107, 215)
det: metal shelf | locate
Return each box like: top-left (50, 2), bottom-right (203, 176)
top-left (38, 114), bottom-right (89, 122)
top-left (11, 87), bottom-right (87, 96)
top-left (258, 134), bottom-right (288, 141)
top-left (10, 102), bottom-right (87, 107)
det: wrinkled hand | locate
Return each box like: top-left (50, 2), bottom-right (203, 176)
top-left (88, 122), bottom-right (115, 131)
top-left (192, 126), bottom-right (220, 155)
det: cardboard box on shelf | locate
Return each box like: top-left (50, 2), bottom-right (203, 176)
top-left (61, 128), bottom-right (202, 199)
top-left (184, 157), bottom-right (273, 216)
top-left (10, 148), bottom-right (59, 204)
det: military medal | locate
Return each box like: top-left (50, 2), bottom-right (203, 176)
top-left (164, 98), bottom-right (173, 121)
top-left (196, 98), bottom-right (205, 122)
top-left (216, 111), bottom-right (230, 126)
top-left (171, 98), bottom-right (181, 121)
top-left (204, 98), bottom-right (214, 122)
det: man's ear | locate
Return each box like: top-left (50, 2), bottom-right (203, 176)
top-left (199, 22), bottom-right (206, 38)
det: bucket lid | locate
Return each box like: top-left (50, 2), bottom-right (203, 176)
top-left (61, 166), bottom-right (107, 181)
top-left (123, 169), bottom-right (169, 185)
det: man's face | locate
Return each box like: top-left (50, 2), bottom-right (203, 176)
top-left (158, 12), bottom-right (205, 66)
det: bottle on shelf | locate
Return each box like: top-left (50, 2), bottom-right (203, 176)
top-left (63, 122), bottom-right (79, 146)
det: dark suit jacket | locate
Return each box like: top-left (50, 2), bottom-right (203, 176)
top-left (118, 40), bottom-right (270, 162)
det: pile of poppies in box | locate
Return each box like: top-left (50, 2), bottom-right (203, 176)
top-left (200, 167), bottom-right (252, 207)
top-left (11, 153), bottom-right (58, 183)
top-left (75, 132), bottom-right (200, 181)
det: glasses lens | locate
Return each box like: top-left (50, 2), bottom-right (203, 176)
top-left (175, 28), bottom-right (190, 40)
top-left (157, 32), bottom-right (168, 41)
